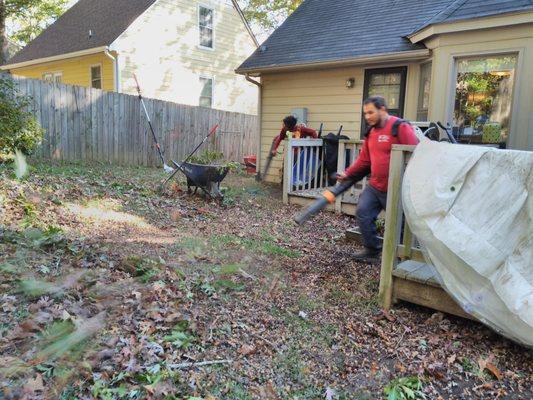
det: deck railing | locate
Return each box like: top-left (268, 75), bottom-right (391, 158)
top-left (282, 138), bottom-right (367, 209)
top-left (282, 138), bottom-right (326, 203)
top-left (335, 140), bottom-right (365, 212)
top-left (281, 122), bottom-right (428, 208)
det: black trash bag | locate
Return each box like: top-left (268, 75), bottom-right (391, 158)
top-left (322, 132), bottom-right (350, 185)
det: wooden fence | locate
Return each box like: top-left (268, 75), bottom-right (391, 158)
top-left (7, 74), bottom-right (259, 166)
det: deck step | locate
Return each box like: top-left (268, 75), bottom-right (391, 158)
top-left (393, 260), bottom-right (443, 287)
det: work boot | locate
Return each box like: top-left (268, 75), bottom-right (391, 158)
top-left (353, 247), bottom-right (381, 263)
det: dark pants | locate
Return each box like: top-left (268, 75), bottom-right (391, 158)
top-left (356, 185), bottom-right (387, 250)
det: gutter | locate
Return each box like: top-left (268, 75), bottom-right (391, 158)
top-left (104, 48), bottom-right (121, 92)
top-left (1, 46), bottom-right (109, 70)
top-left (236, 49), bottom-right (430, 75)
top-left (245, 74), bottom-right (263, 176)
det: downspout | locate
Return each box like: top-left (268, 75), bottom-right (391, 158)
top-left (104, 48), bottom-right (120, 92)
top-left (245, 73), bottom-right (262, 177)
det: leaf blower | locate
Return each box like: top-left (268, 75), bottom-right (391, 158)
top-left (293, 167), bottom-right (369, 225)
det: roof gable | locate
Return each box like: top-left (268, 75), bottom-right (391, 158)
top-left (7, 0), bottom-right (157, 65)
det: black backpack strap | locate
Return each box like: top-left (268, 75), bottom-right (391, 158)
top-left (392, 118), bottom-right (410, 137)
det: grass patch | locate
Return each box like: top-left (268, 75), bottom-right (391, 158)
top-left (384, 376), bottom-right (426, 400)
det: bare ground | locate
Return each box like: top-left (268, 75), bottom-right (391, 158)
top-left (0, 162), bottom-right (531, 400)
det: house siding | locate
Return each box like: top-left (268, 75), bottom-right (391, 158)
top-left (8, 52), bottom-right (114, 91)
top-left (260, 64), bottom-right (422, 183)
top-left (113, 0), bottom-right (258, 115)
top-left (426, 22), bottom-right (533, 151)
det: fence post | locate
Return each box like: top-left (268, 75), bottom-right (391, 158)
top-left (335, 141), bottom-right (347, 213)
top-left (378, 146), bottom-right (406, 310)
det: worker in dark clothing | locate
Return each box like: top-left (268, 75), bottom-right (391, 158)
top-left (337, 96), bottom-right (419, 261)
top-left (271, 115), bottom-right (318, 156)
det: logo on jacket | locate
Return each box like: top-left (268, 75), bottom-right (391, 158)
top-left (378, 135), bottom-right (390, 143)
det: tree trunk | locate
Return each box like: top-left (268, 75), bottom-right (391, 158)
top-left (0, 0), bottom-right (8, 65)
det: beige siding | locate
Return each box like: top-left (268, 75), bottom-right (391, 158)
top-left (112, 0), bottom-right (258, 115)
top-left (260, 64), bottom-right (421, 183)
top-left (426, 23), bottom-right (533, 151)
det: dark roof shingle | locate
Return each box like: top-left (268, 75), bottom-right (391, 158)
top-left (416, 0), bottom-right (533, 30)
top-left (7, 0), bottom-right (157, 65)
top-left (238, 0), bottom-right (533, 72)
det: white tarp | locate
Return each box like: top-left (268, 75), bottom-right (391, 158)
top-left (402, 139), bottom-right (533, 347)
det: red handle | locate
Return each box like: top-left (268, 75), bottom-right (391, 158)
top-left (209, 123), bottom-right (219, 137)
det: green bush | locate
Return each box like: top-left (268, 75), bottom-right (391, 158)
top-left (0, 75), bottom-right (44, 156)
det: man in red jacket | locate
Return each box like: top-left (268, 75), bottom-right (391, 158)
top-left (337, 96), bottom-right (419, 261)
top-left (270, 115), bottom-right (318, 156)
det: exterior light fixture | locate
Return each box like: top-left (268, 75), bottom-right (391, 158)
top-left (346, 78), bottom-right (355, 88)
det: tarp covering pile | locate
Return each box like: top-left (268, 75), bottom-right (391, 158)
top-left (402, 139), bottom-right (532, 347)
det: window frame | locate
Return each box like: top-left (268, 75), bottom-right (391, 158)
top-left (361, 66), bottom-right (408, 137)
top-left (416, 61), bottom-right (432, 122)
top-left (90, 63), bottom-right (103, 90)
top-left (446, 49), bottom-right (523, 145)
top-left (198, 4), bottom-right (215, 50)
top-left (199, 75), bottom-right (214, 108)
top-left (42, 71), bottom-right (62, 84)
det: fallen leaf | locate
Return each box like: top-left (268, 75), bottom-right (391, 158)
top-left (24, 374), bottom-right (44, 393)
top-left (447, 354), bottom-right (457, 365)
top-left (239, 344), bottom-right (257, 356)
top-left (485, 362), bottom-right (503, 380)
top-left (258, 382), bottom-right (279, 399)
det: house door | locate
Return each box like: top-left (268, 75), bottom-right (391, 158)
top-left (362, 67), bottom-right (407, 135)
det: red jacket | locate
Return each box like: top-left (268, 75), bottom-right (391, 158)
top-left (345, 117), bottom-right (418, 192)
top-left (272, 124), bottom-right (318, 151)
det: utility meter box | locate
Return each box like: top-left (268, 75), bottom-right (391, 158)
top-left (291, 108), bottom-right (308, 126)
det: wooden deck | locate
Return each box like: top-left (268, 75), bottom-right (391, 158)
top-left (373, 145), bottom-right (474, 321)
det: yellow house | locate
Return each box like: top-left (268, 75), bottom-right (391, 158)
top-left (236, 0), bottom-right (533, 182)
top-left (2, 0), bottom-right (259, 115)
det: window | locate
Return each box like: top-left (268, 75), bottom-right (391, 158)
top-left (453, 54), bottom-right (517, 144)
top-left (417, 62), bottom-right (432, 121)
top-left (42, 72), bottom-right (62, 84)
top-left (91, 65), bottom-right (102, 89)
top-left (199, 77), bottom-right (213, 108)
top-left (362, 67), bottom-right (407, 135)
top-left (199, 6), bottom-right (214, 49)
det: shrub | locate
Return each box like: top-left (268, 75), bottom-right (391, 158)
top-left (0, 75), bottom-right (44, 157)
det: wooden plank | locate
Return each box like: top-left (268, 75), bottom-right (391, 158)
top-left (53, 83), bottom-right (61, 160)
top-left (39, 80), bottom-right (50, 159)
top-left (393, 260), bottom-right (426, 280)
top-left (283, 139), bottom-right (293, 204)
top-left (335, 141), bottom-right (346, 213)
top-left (102, 92), bottom-right (113, 163)
top-left (378, 147), bottom-right (406, 309)
top-left (392, 278), bottom-right (475, 320)
top-left (82, 86), bottom-right (91, 162)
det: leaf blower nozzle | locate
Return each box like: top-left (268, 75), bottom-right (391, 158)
top-left (293, 180), bottom-right (355, 225)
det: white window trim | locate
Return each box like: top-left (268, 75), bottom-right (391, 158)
top-left (42, 71), bottom-right (62, 83)
top-left (417, 60), bottom-right (432, 121)
top-left (198, 4), bottom-right (215, 51)
top-left (446, 49), bottom-right (523, 146)
top-left (199, 75), bottom-right (215, 108)
top-left (89, 63), bottom-right (103, 89)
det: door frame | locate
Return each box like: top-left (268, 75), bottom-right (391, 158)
top-left (362, 66), bottom-right (408, 136)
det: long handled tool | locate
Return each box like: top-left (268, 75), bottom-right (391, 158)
top-left (256, 141), bottom-right (276, 181)
top-left (162, 122), bottom-right (220, 188)
top-left (133, 73), bottom-right (174, 173)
